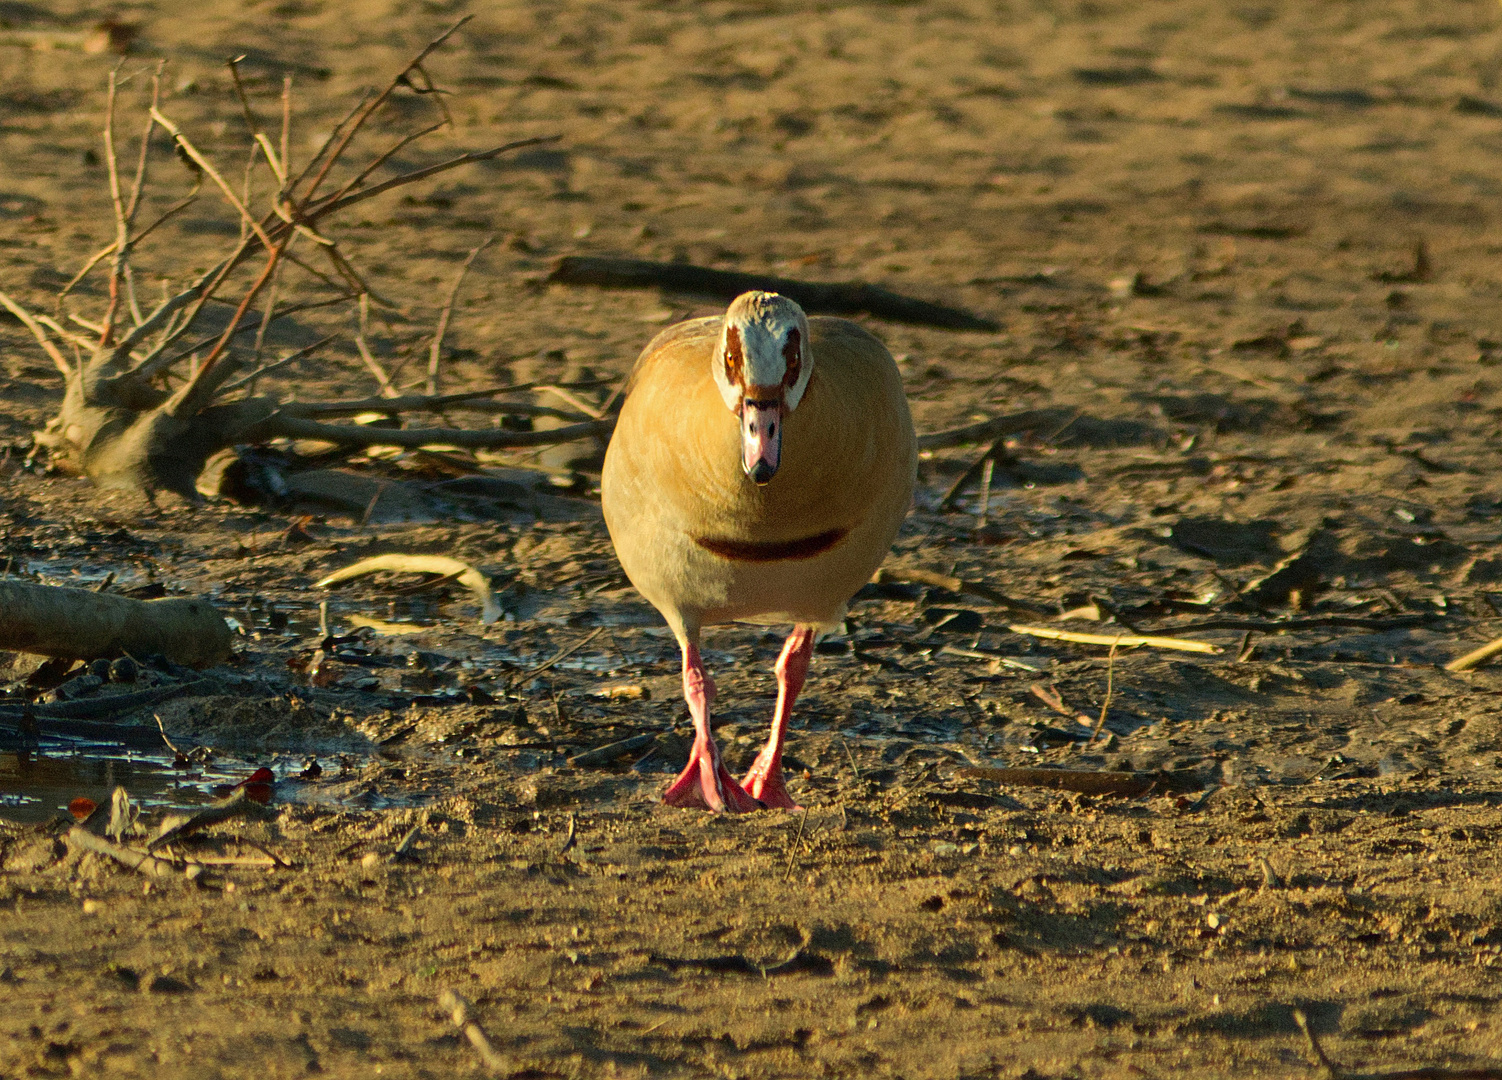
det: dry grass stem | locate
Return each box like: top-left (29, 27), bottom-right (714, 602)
top-left (1007, 624), bottom-right (1218, 654)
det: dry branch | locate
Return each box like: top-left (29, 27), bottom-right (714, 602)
top-left (0, 580), bottom-right (231, 666)
top-left (546, 256), bottom-right (999, 331)
top-left (428, 236), bottom-right (493, 395)
top-left (3, 20), bottom-right (568, 499)
top-left (262, 414), bottom-right (614, 451)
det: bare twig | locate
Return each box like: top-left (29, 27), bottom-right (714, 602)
top-left (567, 732), bottom-right (656, 767)
top-left (957, 766), bottom-right (1205, 797)
top-left (0, 290), bottom-right (72, 376)
top-left (438, 989), bottom-right (507, 1074)
top-left (295, 16), bottom-right (473, 203)
top-left (1292, 1009), bottom-right (1341, 1080)
top-left (1030, 683), bottom-right (1093, 728)
top-left (783, 810), bottom-right (809, 881)
top-left (101, 66), bottom-right (129, 342)
top-left (1154, 614), bottom-right (1435, 635)
top-left (428, 236), bottom-right (493, 395)
top-left (539, 384), bottom-right (604, 419)
top-left (1087, 640), bottom-right (1119, 746)
top-left (248, 248), bottom-right (284, 369)
top-left (355, 292), bottom-right (397, 397)
top-left (391, 825), bottom-right (421, 862)
top-left (322, 121), bottom-right (444, 209)
top-left (306, 136), bottom-right (562, 221)
top-left (1007, 624), bottom-right (1217, 654)
top-left (974, 456), bottom-right (994, 527)
top-left (219, 334), bottom-right (337, 394)
top-left (871, 567), bottom-right (1049, 614)
top-left (166, 238), bottom-right (290, 411)
top-left (916, 408), bottom-right (1073, 452)
top-left (58, 185), bottom-right (200, 307)
top-left (279, 74), bottom-right (293, 192)
top-left (510, 627), bottom-right (605, 687)
top-left (1446, 634), bottom-right (1502, 673)
top-left (150, 108), bottom-right (274, 251)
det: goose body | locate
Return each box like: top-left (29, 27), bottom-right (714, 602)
top-left (602, 292), bottom-right (915, 811)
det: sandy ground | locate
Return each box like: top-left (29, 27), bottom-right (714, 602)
top-left (6, 1), bottom-right (1502, 1076)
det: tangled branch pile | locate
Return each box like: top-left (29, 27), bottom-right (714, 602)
top-left (0, 17), bottom-right (613, 501)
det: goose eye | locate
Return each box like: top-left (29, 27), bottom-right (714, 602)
top-left (724, 326), bottom-right (745, 386)
top-left (781, 327), bottom-right (801, 387)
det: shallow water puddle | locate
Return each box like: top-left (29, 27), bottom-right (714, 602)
top-left (0, 742), bottom-right (409, 825)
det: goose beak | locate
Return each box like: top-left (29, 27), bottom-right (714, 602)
top-left (741, 398), bottom-right (783, 485)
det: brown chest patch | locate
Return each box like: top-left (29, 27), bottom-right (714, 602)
top-left (694, 527), bottom-right (849, 562)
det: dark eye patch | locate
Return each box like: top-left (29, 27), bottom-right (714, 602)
top-left (724, 325), bottom-right (745, 386)
top-left (782, 327), bottom-right (801, 387)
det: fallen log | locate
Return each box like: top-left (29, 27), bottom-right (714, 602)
top-left (0, 581), bottom-right (231, 667)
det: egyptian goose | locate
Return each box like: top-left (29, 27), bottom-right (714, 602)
top-left (602, 291), bottom-right (916, 811)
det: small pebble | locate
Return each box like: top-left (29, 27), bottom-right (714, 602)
top-left (88, 658), bottom-right (112, 681)
top-left (81, 898), bottom-right (101, 915)
top-left (361, 852), bottom-right (381, 868)
top-left (108, 656), bottom-right (139, 683)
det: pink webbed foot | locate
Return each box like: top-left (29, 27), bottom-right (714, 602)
top-left (663, 736), bottom-right (764, 813)
top-left (661, 639), bottom-right (764, 813)
top-left (739, 625), bottom-right (817, 811)
top-left (741, 749), bottom-right (802, 811)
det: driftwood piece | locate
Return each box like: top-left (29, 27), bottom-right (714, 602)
top-left (0, 681), bottom-right (203, 724)
top-left (546, 255), bottom-right (999, 331)
top-left (66, 827), bottom-right (183, 878)
top-left (958, 766), bottom-right (1206, 797)
top-left (0, 693), bottom-right (208, 752)
top-left (0, 581), bottom-right (231, 666)
top-left (317, 554), bottom-right (500, 624)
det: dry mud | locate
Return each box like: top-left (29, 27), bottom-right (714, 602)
top-left (5, 1), bottom-right (1502, 1077)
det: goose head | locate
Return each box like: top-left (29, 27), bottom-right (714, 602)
top-left (711, 291), bottom-right (812, 486)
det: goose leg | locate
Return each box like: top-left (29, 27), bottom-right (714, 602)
top-left (662, 639), bottom-right (763, 813)
top-left (741, 625), bottom-right (815, 810)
